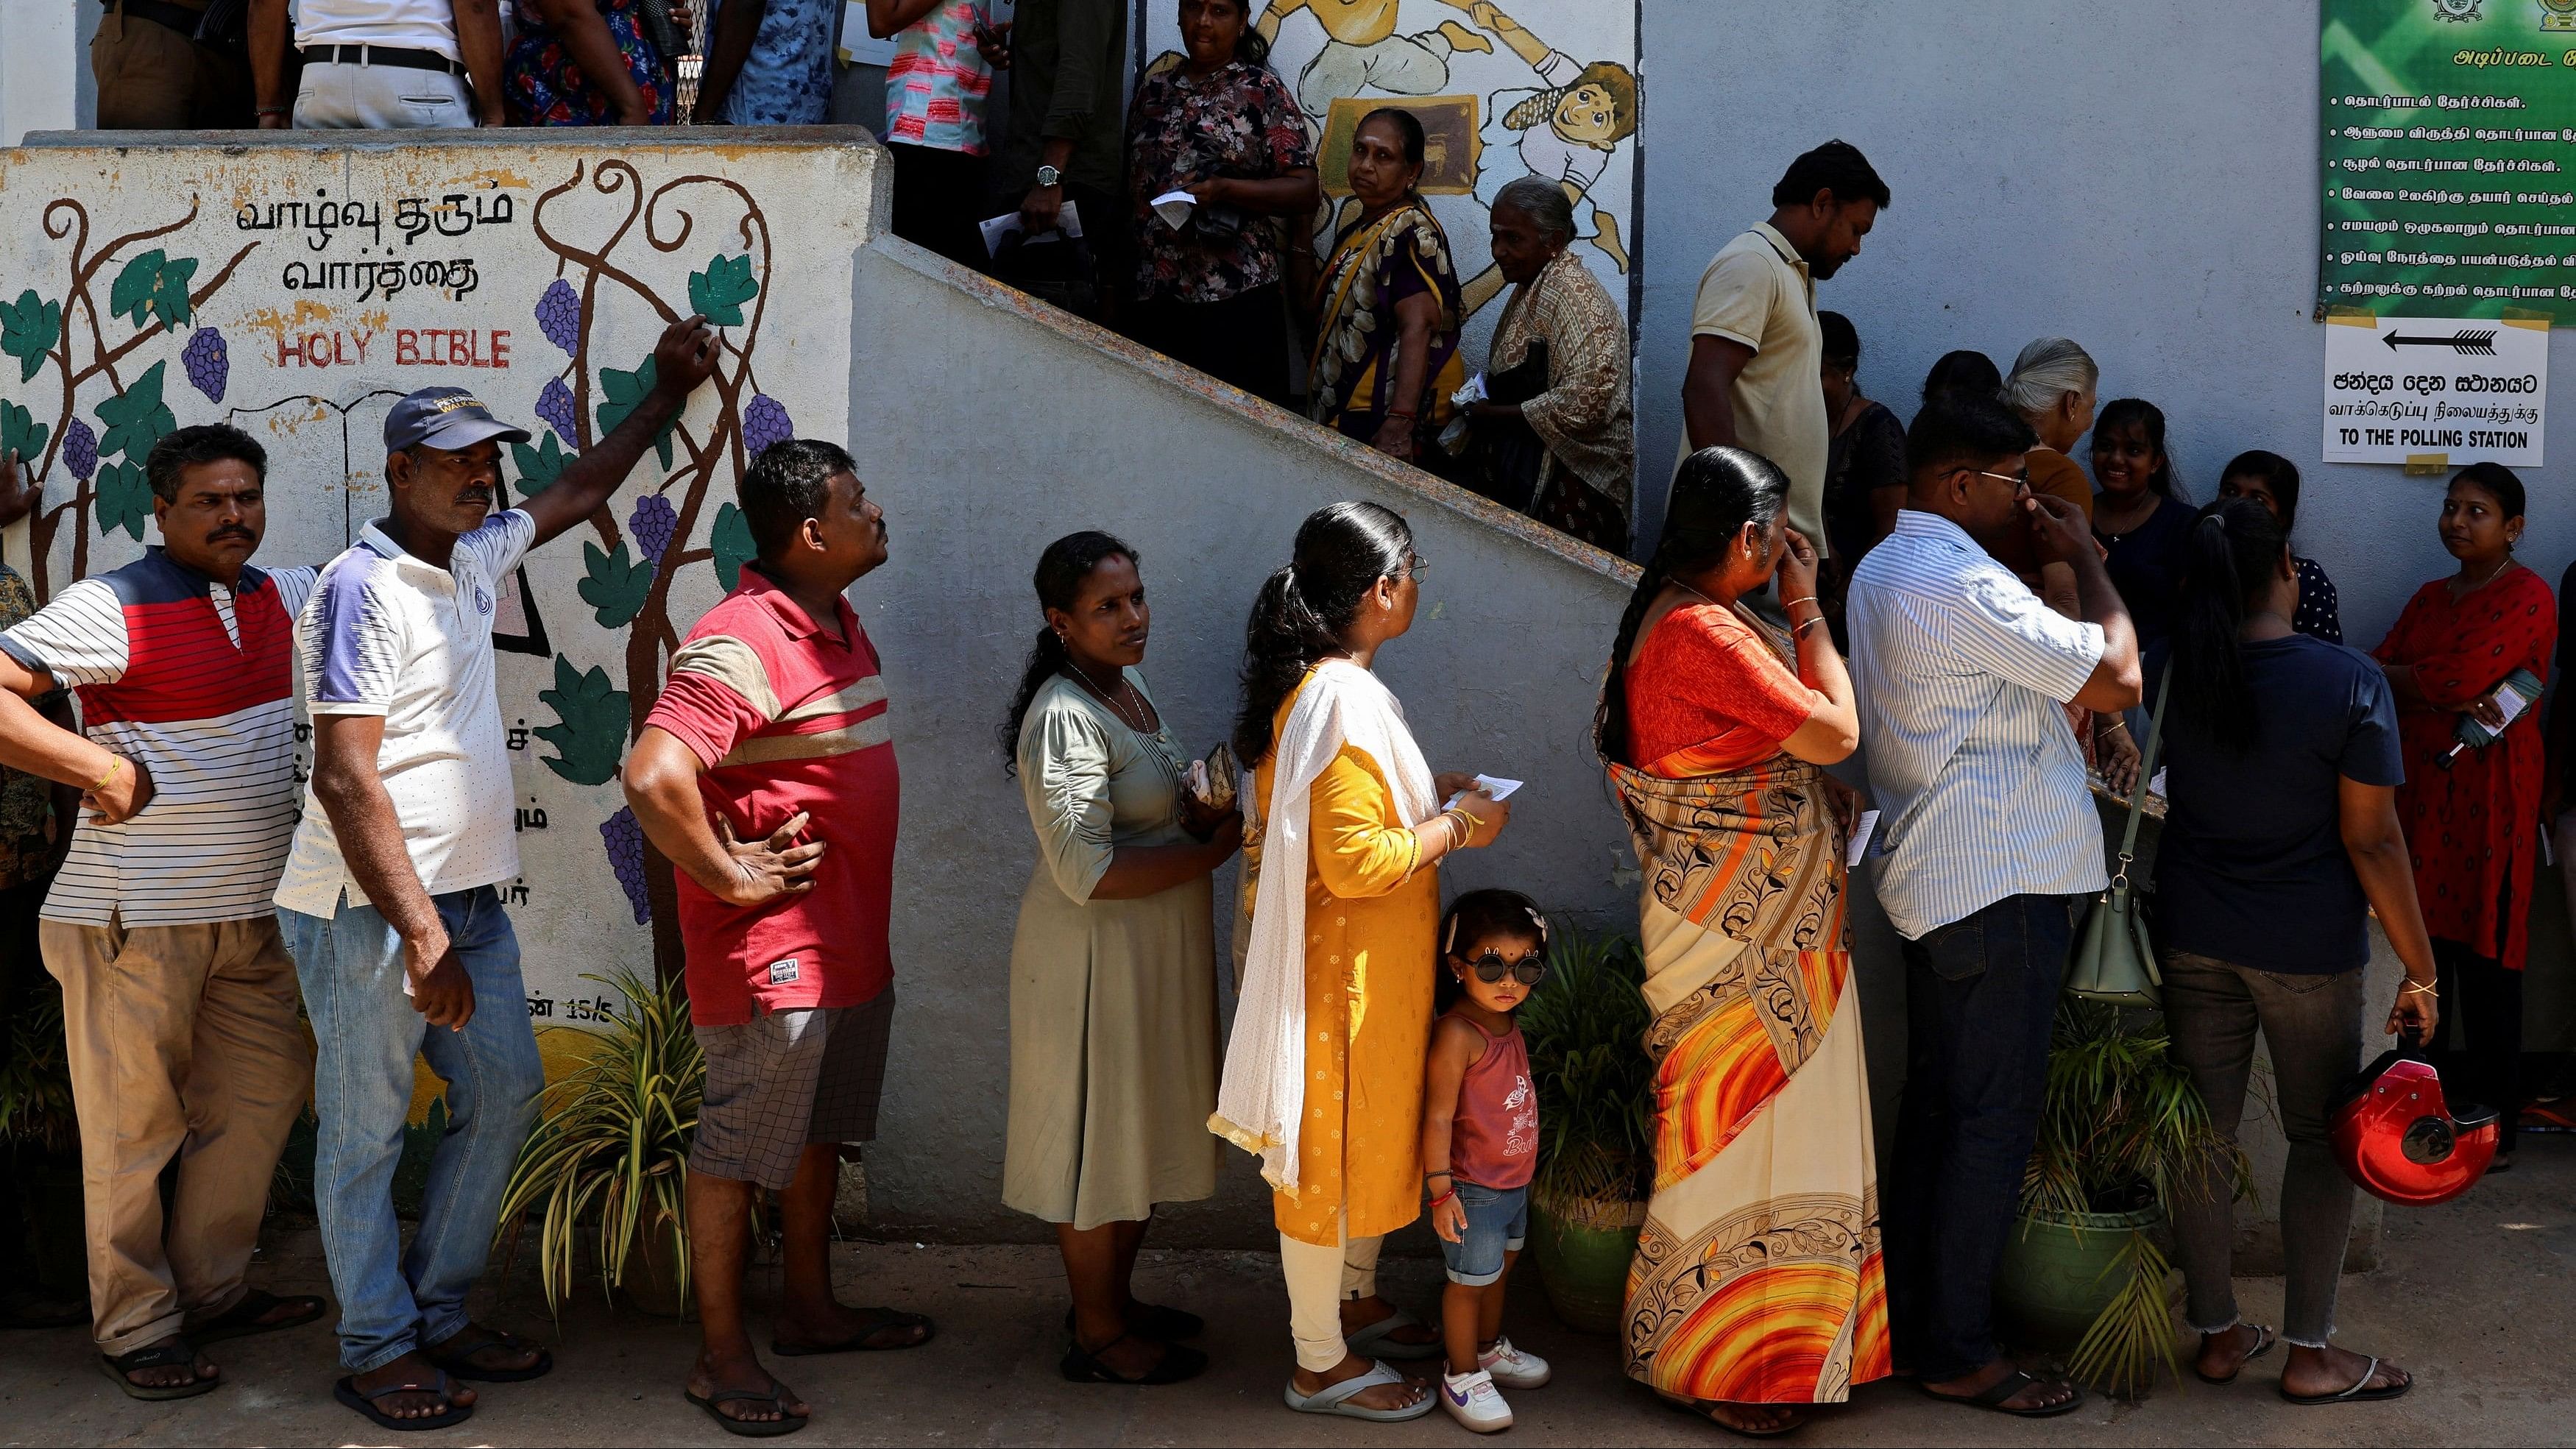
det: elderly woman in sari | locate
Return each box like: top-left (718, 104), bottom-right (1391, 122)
top-left (1463, 176), bottom-right (1635, 553)
top-left (1596, 447), bottom-right (1887, 1437)
top-left (1309, 107), bottom-right (1466, 465)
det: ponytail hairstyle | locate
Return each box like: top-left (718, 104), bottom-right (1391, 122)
top-left (1435, 888), bottom-right (1551, 1012)
top-left (998, 530), bottom-right (1139, 776)
top-left (2219, 448), bottom-right (2301, 534)
top-left (1233, 500), bottom-right (1417, 765)
top-left (2095, 397), bottom-right (2184, 500)
top-left (2170, 497), bottom-right (2288, 754)
top-left (1593, 447), bottom-right (1790, 765)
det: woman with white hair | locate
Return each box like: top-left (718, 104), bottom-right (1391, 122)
top-left (2003, 336), bottom-right (2137, 790)
top-left (1462, 175), bottom-right (1636, 553)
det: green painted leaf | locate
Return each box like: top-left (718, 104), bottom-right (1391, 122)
top-left (686, 252), bottom-right (760, 327)
top-left (0, 400), bottom-right (49, 470)
top-left (510, 431), bottom-right (570, 495)
top-left (595, 356), bottom-right (676, 471)
top-left (94, 458), bottom-right (151, 541)
top-left (107, 249), bottom-right (198, 333)
top-left (711, 502), bottom-right (757, 591)
top-left (96, 361), bottom-right (175, 463)
top-left (577, 539), bottom-right (654, 629)
top-left (0, 290), bottom-right (61, 383)
top-left (533, 653), bottom-right (630, 787)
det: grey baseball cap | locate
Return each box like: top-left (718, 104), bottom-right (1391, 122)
top-left (383, 386), bottom-right (532, 453)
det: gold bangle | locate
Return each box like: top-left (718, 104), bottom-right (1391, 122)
top-left (91, 757), bottom-right (120, 793)
top-left (1783, 597), bottom-right (1819, 610)
top-left (1795, 615), bottom-right (1827, 634)
top-left (1446, 807), bottom-right (1478, 846)
top-left (2400, 980), bottom-right (2438, 996)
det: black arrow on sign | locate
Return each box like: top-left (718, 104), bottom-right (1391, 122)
top-left (2383, 329), bottom-right (2499, 354)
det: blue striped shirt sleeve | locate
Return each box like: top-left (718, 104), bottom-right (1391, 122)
top-left (1954, 569), bottom-right (2106, 704)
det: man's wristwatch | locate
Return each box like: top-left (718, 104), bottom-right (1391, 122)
top-left (1035, 164), bottom-right (1063, 188)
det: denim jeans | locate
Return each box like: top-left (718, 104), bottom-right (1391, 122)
top-left (1884, 891), bottom-right (2082, 1381)
top-left (2160, 952), bottom-right (2363, 1350)
top-left (280, 887), bottom-right (543, 1372)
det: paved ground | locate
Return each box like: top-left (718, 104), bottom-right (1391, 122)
top-left (4, 1134), bottom-right (2568, 1447)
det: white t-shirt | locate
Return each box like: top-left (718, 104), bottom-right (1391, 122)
top-left (273, 511), bottom-right (535, 918)
top-left (293, 0), bottom-right (462, 63)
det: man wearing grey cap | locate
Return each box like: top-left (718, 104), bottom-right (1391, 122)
top-left (274, 315), bottom-right (716, 1432)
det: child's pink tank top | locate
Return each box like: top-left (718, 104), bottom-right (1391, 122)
top-left (1448, 1010), bottom-right (1538, 1189)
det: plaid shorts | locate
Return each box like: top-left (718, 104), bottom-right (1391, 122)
top-left (690, 989), bottom-right (895, 1191)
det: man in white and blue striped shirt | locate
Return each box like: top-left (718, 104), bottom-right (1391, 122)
top-left (1845, 392), bottom-right (2140, 1418)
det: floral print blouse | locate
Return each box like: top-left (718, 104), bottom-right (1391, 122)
top-left (1125, 61), bottom-right (1312, 305)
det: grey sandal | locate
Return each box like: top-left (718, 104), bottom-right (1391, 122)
top-left (1342, 1305), bottom-right (1442, 1361)
top-left (1283, 1359), bottom-right (1434, 1421)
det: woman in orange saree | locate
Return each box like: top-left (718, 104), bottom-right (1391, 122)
top-left (1596, 447), bottom-right (1889, 1437)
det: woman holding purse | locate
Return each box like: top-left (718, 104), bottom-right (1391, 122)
top-left (2154, 497), bottom-right (2438, 1404)
top-left (999, 531), bottom-right (1242, 1386)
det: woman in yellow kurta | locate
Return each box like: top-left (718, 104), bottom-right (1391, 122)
top-left (1214, 501), bottom-right (1513, 1423)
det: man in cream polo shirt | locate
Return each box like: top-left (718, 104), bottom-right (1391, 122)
top-left (274, 319), bottom-right (715, 1433)
top-left (1675, 140), bottom-right (1890, 560)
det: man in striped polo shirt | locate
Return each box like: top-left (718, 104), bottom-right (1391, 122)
top-left (1844, 392), bottom-right (2141, 1420)
top-left (0, 425), bottom-right (329, 1398)
top-left (273, 318), bottom-right (716, 1432)
top-left (623, 439), bottom-right (920, 1435)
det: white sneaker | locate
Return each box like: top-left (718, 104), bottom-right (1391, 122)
top-left (1440, 1367), bottom-right (1514, 1433)
top-left (1479, 1335), bottom-right (1551, 1389)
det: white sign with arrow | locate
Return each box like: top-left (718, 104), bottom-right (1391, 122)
top-left (2323, 313), bottom-right (2547, 470)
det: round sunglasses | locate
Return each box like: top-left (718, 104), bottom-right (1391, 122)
top-left (1452, 949), bottom-right (1548, 986)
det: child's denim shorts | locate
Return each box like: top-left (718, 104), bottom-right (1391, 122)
top-left (1437, 1180), bottom-right (1529, 1286)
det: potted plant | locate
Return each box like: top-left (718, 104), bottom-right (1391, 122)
top-left (0, 971), bottom-right (88, 1302)
top-left (1517, 922), bottom-right (1657, 1335)
top-left (496, 968), bottom-right (704, 1319)
top-left (1998, 998), bottom-right (2249, 1398)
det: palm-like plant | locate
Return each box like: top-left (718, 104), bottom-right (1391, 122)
top-left (2023, 999), bottom-right (2251, 1399)
top-left (0, 977), bottom-right (77, 1157)
top-left (1517, 922), bottom-right (1657, 1224)
top-left (495, 968), bottom-right (704, 1318)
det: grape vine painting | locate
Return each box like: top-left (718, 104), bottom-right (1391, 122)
top-left (0, 137), bottom-right (872, 1015)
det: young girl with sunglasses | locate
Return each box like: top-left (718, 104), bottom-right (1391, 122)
top-left (1419, 890), bottom-right (1553, 1433)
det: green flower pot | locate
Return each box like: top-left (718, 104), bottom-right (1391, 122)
top-left (1528, 1194), bottom-right (1643, 1336)
top-left (616, 1216), bottom-right (691, 1319)
top-left (1994, 1204), bottom-right (2164, 1350)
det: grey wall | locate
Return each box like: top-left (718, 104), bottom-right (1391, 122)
top-left (1635, 0), bottom-right (2573, 1060)
top-left (845, 238), bottom-right (1643, 1241)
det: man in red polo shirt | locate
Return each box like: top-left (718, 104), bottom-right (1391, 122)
top-left (622, 438), bottom-right (924, 1435)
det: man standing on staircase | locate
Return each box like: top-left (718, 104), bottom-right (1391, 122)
top-left (1675, 139), bottom-right (1889, 570)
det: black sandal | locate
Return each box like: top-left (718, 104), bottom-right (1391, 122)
top-left (771, 1308), bottom-right (934, 1356)
top-left (686, 1380), bottom-right (810, 1437)
top-left (99, 1337), bottom-right (218, 1401)
top-left (1666, 1395), bottom-right (1808, 1439)
top-left (1060, 1332), bottom-right (1209, 1386)
top-left (2195, 1322), bottom-right (2278, 1386)
top-left (2281, 1356), bottom-right (2413, 1406)
top-left (189, 1288), bottom-right (328, 1345)
top-left (1061, 1301), bottom-right (1206, 1341)
top-left (422, 1324), bottom-right (554, 1382)
top-left (1919, 1367), bottom-right (2086, 1418)
top-left (333, 1369), bottom-right (473, 1431)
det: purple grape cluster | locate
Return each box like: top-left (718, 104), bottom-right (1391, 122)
top-left (535, 376), bottom-right (577, 442)
top-left (742, 394), bottom-right (793, 459)
top-left (629, 494), bottom-right (677, 570)
top-left (63, 417), bottom-right (96, 481)
top-left (601, 806), bottom-right (649, 924)
top-left (535, 280), bottom-right (582, 355)
top-left (181, 327), bottom-right (228, 403)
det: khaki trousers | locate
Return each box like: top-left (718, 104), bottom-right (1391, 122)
top-left (89, 2), bottom-right (255, 131)
top-left (40, 915), bottom-right (310, 1356)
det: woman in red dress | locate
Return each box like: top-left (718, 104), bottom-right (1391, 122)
top-left (2372, 463), bottom-right (2554, 1168)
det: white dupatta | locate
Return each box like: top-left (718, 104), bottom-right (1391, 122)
top-left (1211, 659), bottom-right (1439, 1192)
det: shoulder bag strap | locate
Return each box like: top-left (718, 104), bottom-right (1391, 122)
top-left (2113, 660), bottom-right (2173, 882)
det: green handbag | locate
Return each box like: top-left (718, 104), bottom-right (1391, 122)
top-left (2067, 665), bottom-right (2170, 1007)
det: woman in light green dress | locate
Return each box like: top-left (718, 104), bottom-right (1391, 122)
top-left (999, 531), bottom-right (1242, 1387)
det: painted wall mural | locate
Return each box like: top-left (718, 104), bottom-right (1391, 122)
top-left (0, 139), bottom-right (870, 1024)
top-left (1142, 0), bottom-right (1644, 358)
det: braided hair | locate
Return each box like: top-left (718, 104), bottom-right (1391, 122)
top-left (997, 530), bottom-right (1138, 776)
top-left (1594, 447), bottom-right (1789, 765)
top-left (1233, 501), bottom-right (1415, 765)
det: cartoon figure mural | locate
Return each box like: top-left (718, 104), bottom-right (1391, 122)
top-left (1150, 0), bottom-right (1642, 363)
top-left (0, 138), bottom-right (871, 1039)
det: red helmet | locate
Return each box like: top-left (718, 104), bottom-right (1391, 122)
top-left (2330, 1038), bottom-right (2497, 1208)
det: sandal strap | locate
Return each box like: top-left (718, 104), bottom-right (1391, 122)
top-left (2336, 1357), bottom-right (2381, 1399)
top-left (107, 1339), bottom-right (199, 1371)
top-left (706, 1384), bottom-right (789, 1406)
top-left (358, 1370), bottom-right (453, 1403)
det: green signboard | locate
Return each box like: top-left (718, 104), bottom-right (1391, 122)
top-left (2322, 0), bottom-right (2576, 322)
